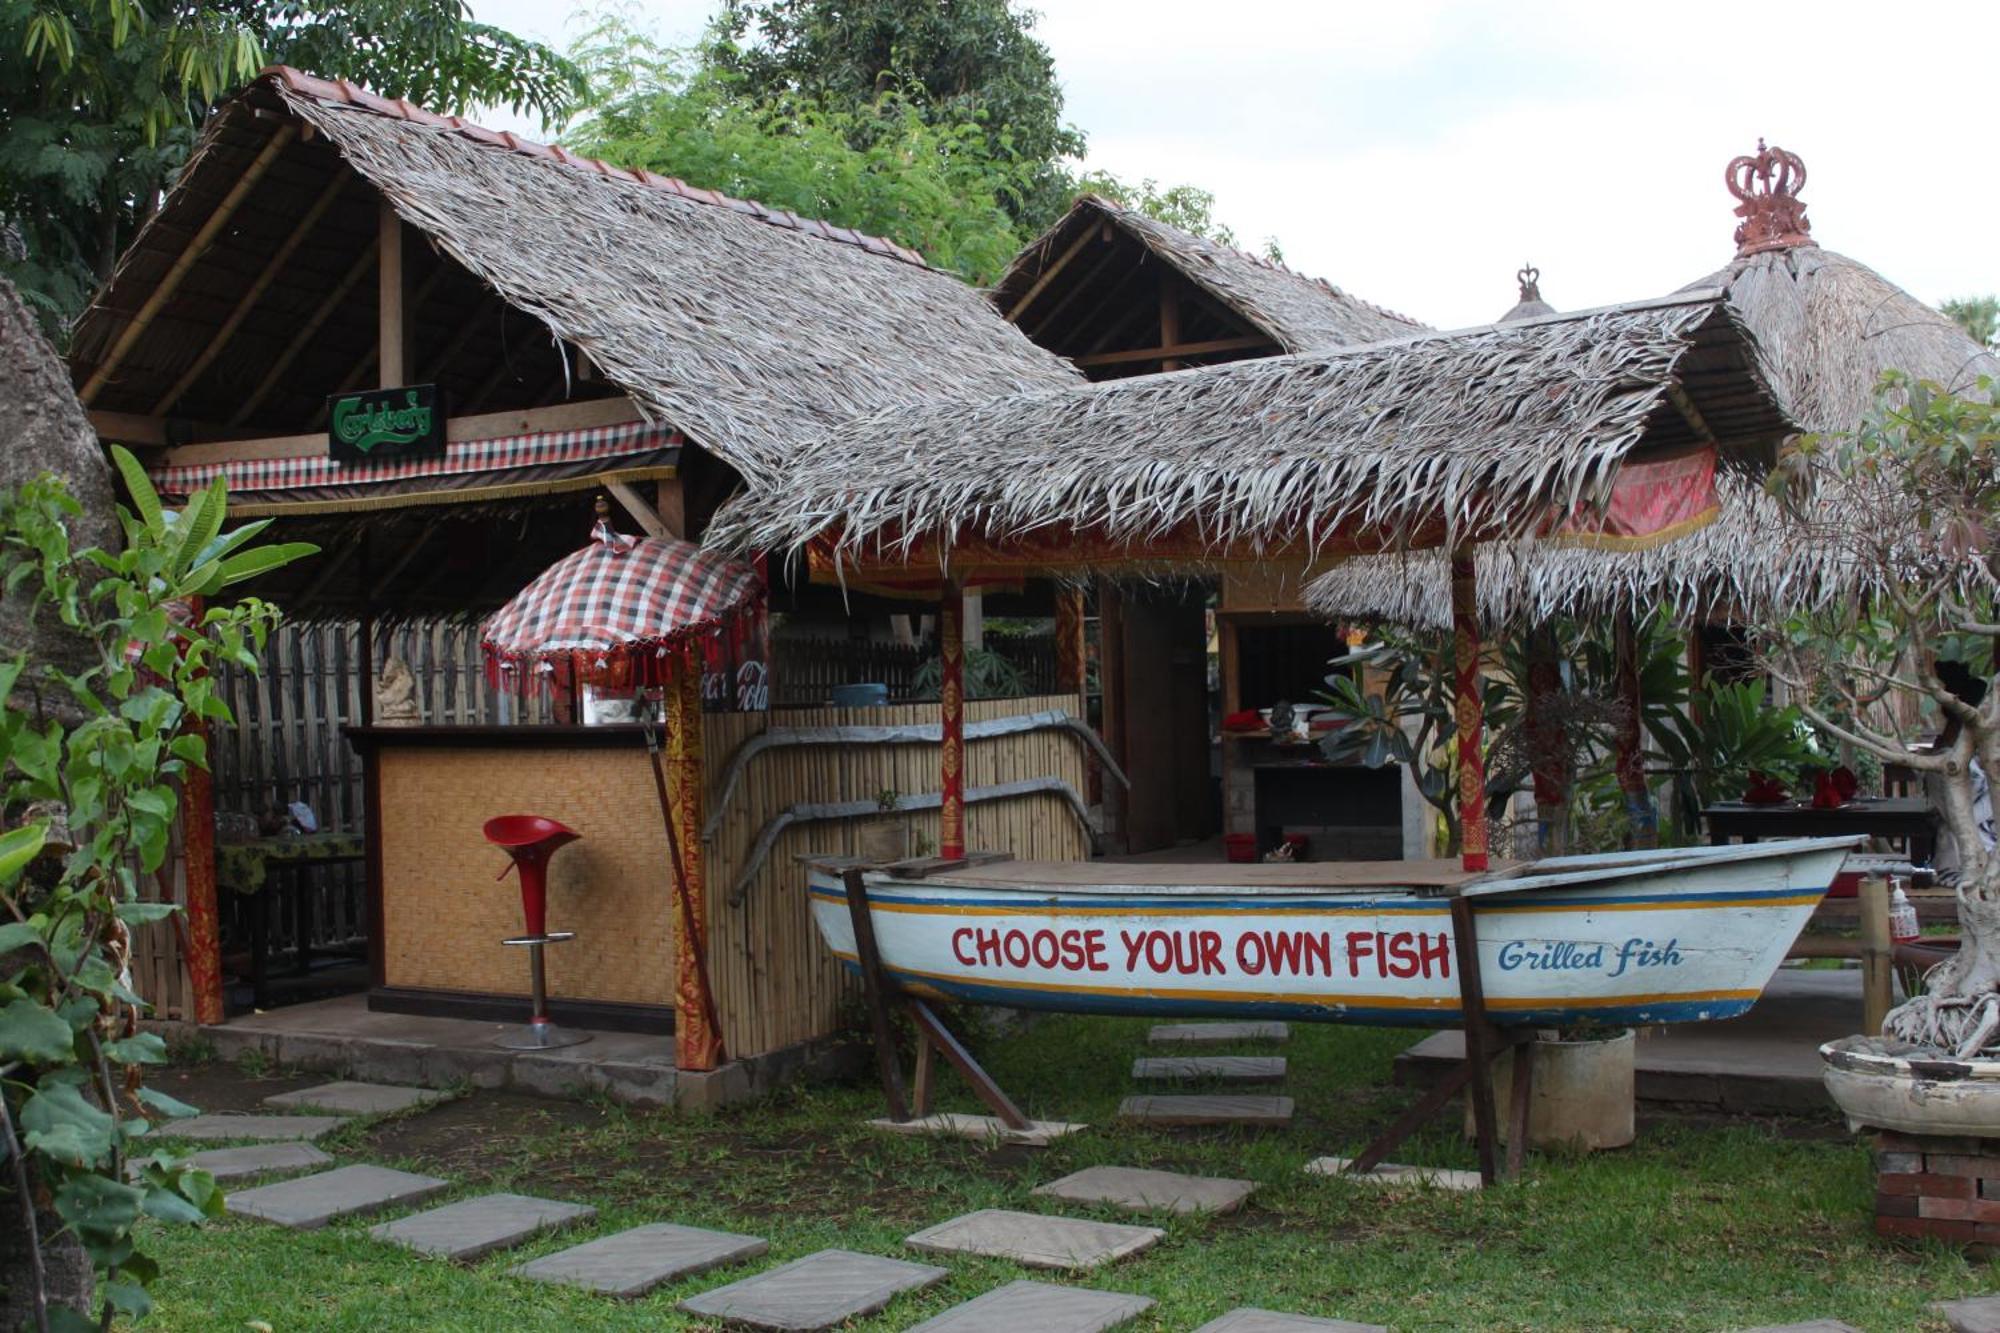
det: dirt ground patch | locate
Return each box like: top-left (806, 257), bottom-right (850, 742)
top-left (357, 1089), bottom-right (623, 1183)
top-left (148, 1061), bottom-right (329, 1115)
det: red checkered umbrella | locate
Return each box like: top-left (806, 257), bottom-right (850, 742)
top-left (482, 516), bottom-right (763, 691)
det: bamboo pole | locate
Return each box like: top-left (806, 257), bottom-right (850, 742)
top-left (81, 121), bottom-right (298, 405)
top-left (1451, 550), bottom-right (1489, 872)
top-left (939, 580), bottom-right (966, 861)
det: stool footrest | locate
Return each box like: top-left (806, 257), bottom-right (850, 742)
top-left (502, 932), bottom-right (576, 947)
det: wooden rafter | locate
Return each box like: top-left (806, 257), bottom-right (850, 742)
top-left (605, 479), bottom-right (670, 539)
top-left (81, 121), bottom-right (299, 405)
top-left (229, 236), bottom-right (377, 426)
top-left (1025, 245), bottom-right (1130, 341)
top-left (1004, 221), bottom-right (1106, 323)
top-left (150, 168), bottom-right (353, 416)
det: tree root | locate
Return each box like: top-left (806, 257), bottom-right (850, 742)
top-left (1885, 987), bottom-right (2000, 1058)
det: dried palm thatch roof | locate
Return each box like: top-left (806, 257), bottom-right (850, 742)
top-left (706, 292), bottom-right (1788, 574)
top-left (69, 69), bottom-right (1080, 486)
top-left (1307, 154), bottom-right (2000, 631)
top-left (993, 194), bottom-right (1427, 354)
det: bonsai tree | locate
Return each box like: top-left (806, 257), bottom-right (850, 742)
top-left (2, 451), bottom-right (312, 1329)
top-left (1762, 374), bottom-right (2000, 1056)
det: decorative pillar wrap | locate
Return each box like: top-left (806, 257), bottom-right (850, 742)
top-left (1614, 612), bottom-right (1658, 849)
top-left (667, 663), bottom-right (722, 1070)
top-left (1053, 585), bottom-right (1087, 694)
top-left (940, 581), bottom-right (967, 861)
top-left (1450, 552), bottom-right (1489, 872)
top-left (178, 715), bottom-right (224, 1025)
top-left (1525, 623), bottom-right (1568, 856)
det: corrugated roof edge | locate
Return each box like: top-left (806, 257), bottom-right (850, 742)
top-left (256, 65), bottom-right (934, 271)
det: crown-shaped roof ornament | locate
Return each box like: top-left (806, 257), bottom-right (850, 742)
top-left (1517, 264), bottom-right (1542, 303)
top-left (1727, 139), bottom-right (1815, 257)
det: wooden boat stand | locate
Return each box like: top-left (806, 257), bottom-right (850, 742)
top-left (838, 864), bottom-right (1531, 1182)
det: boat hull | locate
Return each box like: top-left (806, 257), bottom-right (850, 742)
top-left (805, 840), bottom-right (1855, 1028)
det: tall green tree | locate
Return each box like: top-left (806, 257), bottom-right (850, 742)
top-left (1944, 294), bottom-right (2000, 351)
top-left (706, 0), bottom-right (1083, 230)
top-left (0, 0), bottom-right (584, 335)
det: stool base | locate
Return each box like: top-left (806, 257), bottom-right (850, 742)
top-left (495, 1018), bottom-right (592, 1051)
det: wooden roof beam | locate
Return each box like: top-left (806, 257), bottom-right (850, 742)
top-left (1073, 334), bottom-right (1276, 369)
top-left (150, 167), bottom-right (353, 417)
top-left (1004, 219), bottom-right (1109, 323)
top-left (1666, 382), bottom-right (1721, 449)
top-left (230, 236), bottom-right (377, 426)
top-left (605, 479), bottom-right (670, 539)
top-left (81, 120), bottom-right (298, 406)
top-left (1023, 244), bottom-right (1128, 342)
top-left (161, 395), bottom-right (648, 468)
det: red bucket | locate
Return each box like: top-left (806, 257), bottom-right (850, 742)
top-left (1224, 833), bottom-right (1259, 863)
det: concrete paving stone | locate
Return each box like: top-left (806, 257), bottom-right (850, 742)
top-left (511, 1221), bottom-right (768, 1298)
top-left (1034, 1164), bottom-right (1255, 1215)
top-left (1117, 1094), bottom-right (1293, 1128)
top-left (368, 1192), bottom-right (595, 1261)
top-left (1734, 1323), bottom-right (1863, 1332)
top-left (156, 1113), bottom-right (348, 1143)
top-left (678, 1248), bottom-right (946, 1330)
top-left (1148, 1021), bottom-right (1288, 1046)
top-left (1934, 1297), bottom-right (2000, 1333)
top-left (264, 1081), bottom-right (443, 1116)
top-left (1192, 1309), bottom-right (1388, 1333)
top-left (1305, 1157), bottom-right (1482, 1192)
top-left (867, 1112), bottom-right (1085, 1147)
top-left (134, 1141), bottom-right (333, 1183)
top-left (903, 1279), bottom-right (1155, 1332)
top-left (1130, 1055), bottom-right (1286, 1084)
top-left (904, 1208), bottom-right (1163, 1272)
top-left (227, 1164), bottom-right (450, 1230)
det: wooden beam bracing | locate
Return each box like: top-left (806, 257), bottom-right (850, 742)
top-left (1004, 222), bottom-right (1104, 323)
top-left (81, 121), bottom-right (299, 405)
top-left (605, 479), bottom-right (670, 539)
top-left (150, 168), bottom-right (351, 416)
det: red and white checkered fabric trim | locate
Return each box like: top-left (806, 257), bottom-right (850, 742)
top-left (481, 521), bottom-right (764, 667)
top-left (148, 419), bottom-right (680, 496)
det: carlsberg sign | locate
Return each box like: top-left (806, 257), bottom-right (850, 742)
top-left (328, 385), bottom-right (444, 462)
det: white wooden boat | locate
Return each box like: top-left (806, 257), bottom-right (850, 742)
top-left (806, 837), bottom-right (1858, 1028)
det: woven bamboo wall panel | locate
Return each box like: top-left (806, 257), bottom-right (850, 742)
top-left (377, 746), bottom-right (675, 1005)
top-left (702, 693), bottom-right (1090, 1058)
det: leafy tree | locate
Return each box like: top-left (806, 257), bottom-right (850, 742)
top-left (1944, 295), bottom-right (2000, 351)
top-left (1, 451), bottom-right (314, 1329)
top-left (567, 14), bottom-right (1030, 282)
top-left (706, 0), bottom-right (1083, 229)
top-left (0, 0), bottom-right (584, 334)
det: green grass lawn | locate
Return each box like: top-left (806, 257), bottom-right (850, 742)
top-left (137, 1016), bottom-right (1999, 1331)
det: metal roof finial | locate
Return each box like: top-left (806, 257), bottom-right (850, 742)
top-left (1727, 139), bottom-right (1815, 257)
top-left (1517, 264), bottom-right (1542, 303)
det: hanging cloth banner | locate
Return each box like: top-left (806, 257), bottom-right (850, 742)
top-left (1552, 444), bottom-right (1719, 551)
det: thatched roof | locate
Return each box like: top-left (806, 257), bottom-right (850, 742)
top-left (706, 292), bottom-right (1789, 574)
top-left (68, 69), bottom-right (1079, 486)
top-left (993, 195), bottom-right (1427, 355)
top-left (1305, 148), bottom-right (2000, 631)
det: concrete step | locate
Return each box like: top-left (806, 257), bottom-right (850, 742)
top-left (1118, 1094), bottom-right (1293, 1128)
top-left (1131, 1055), bottom-right (1286, 1084)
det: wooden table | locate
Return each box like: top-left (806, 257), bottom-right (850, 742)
top-left (217, 833), bottom-right (365, 1008)
top-left (1703, 796), bottom-right (1938, 862)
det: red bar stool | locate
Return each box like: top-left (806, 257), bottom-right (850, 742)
top-left (483, 814), bottom-right (591, 1050)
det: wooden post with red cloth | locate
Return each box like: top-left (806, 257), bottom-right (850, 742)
top-left (939, 579), bottom-right (967, 862)
top-left (665, 661), bottom-right (724, 1070)
top-left (1525, 622), bottom-right (1568, 856)
top-left (177, 713), bottom-right (224, 1025)
top-left (1450, 550), bottom-right (1489, 873)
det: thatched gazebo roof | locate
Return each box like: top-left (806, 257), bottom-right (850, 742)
top-left (70, 68), bottom-right (1080, 488)
top-left (1303, 142), bottom-right (2000, 630)
top-left (993, 194), bottom-right (1428, 359)
top-left (706, 291), bottom-right (1789, 576)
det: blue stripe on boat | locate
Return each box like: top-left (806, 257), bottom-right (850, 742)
top-left (806, 884), bottom-right (1823, 913)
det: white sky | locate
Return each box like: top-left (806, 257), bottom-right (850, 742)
top-left (471, 0), bottom-right (2000, 329)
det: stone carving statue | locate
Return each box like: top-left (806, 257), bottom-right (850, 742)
top-left (374, 657), bottom-right (421, 726)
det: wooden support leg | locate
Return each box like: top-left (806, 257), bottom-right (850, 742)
top-left (906, 998), bottom-right (1030, 1130)
top-left (840, 868), bottom-right (910, 1121)
top-left (911, 1025), bottom-right (936, 1118)
top-left (1505, 1034), bottom-right (1535, 1181)
top-left (1347, 1060), bottom-right (1476, 1176)
top-left (1451, 895), bottom-right (1501, 1186)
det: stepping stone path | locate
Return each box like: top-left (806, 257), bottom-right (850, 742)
top-left (906, 1279), bottom-right (1154, 1332)
top-left (869, 1112), bottom-right (1086, 1147)
top-left (1148, 1021), bottom-right (1288, 1045)
top-left (679, 1249), bottom-right (945, 1331)
top-left (1305, 1156), bottom-right (1481, 1192)
top-left (1937, 1296), bottom-right (2000, 1333)
top-left (1193, 1310), bottom-right (1389, 1333)
top-left (1736, 1324), bottom-right (1863, 1333)
top-left (1118, 1094), bottom-right (1294, 1127)
top-left (513, 1222), bottom-right (768, 1299)
top-left (228, 1164), bottom-right (448, 1230)
top-left (265, 1081), bottom-right (443, 1116)
top-left (370, 1192), bottom-right (594, 1261)
top-left (138, 1141), bottom-right (332, 1184)
top-left (159, 1113), bottom-right (348, 1143)
top-left (906, 1208), bottom-right (1163, 1272)
top-left (1131, 1055), bottom-right (1287, 1084)
top-left (1035, 1164), bottom-right (1256, 1216)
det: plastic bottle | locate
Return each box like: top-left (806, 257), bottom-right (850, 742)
top-left (1889, 882), bottom-right (1920, 945)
